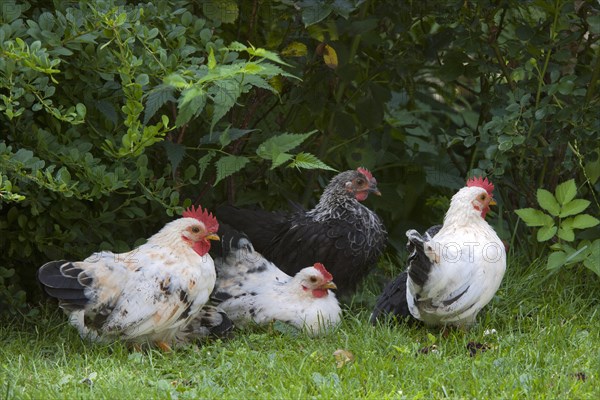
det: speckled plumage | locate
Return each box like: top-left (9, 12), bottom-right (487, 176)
top-left (38, 210), bottom-right (219, 349)
top-left (210, 225), bottom-right (341, 336)
top-left (216, 168), bottom-right (387, 296)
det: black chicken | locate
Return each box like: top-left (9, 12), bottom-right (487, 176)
top-left (216, 168), bottom-right (387, 296)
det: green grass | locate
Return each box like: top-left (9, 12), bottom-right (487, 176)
top-left (2, 262), bottom-right (599, 399)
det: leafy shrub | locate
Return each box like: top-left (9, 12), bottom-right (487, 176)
top-left (516, 179), bottom-right (599, 276)
top-left (0, 1), bottom-right (331, 313)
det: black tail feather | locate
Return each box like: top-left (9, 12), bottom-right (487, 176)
top-left (369, 225), bottom-right (441, 325)
top-left (369, 271), bottom-right (412, 325)
top-left (406, 231), bottom-right (429, 288)
top-left (38, 260), bottom-right (89, 309)
top-left (178, 305), bottom-right (234, 342)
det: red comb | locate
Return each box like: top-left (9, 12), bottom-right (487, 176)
top-left (182, 205), bottom-right (219, 233)
top-left (314, 263), bottom-right (333, 281)
top-left (357, 167), bottom-right (374, 182)
top-left (466, 176), bottom-right (495, 195)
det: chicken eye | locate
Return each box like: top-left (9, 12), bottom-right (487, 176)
top-left (309, 276), bottom-right (317, 283)
top-left (479, 194), bottom-right (486, 201)
top-left (355, 178), bottom-right (365, 186)
top-left (192, 227), bottom-right (200, 233)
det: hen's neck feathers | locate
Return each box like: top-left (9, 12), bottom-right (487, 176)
top-left (306, 173), bottom-right (376, 223)
top-left (146, 218), bottom-right (203, 256)
top-left (441, 187), bottom-right (491, 230)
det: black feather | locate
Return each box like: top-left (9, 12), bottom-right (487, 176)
top-left (179, 305), bottom-right (234, 341)
top-left (369, 225), bottom-right (441, 324)
top-left (37, 260), bottom-right (90, 309)
top-left (215, 170), bottom-right (387, 297)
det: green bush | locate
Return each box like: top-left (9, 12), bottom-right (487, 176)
top-left (1, 0), bottom-right (599, 314)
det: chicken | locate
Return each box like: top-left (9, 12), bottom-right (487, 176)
top-left (216, 168), bottom-right (387, 296)
top-left (209, 224), bottom-right (342, 336)
top-left (370, 177), bottom-right (506, 328)
top-left (37, 206), bottom-right (220, 351)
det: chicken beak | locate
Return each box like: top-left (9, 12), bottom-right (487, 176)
top-left (370, 186), bottom-right (382, 196)
top-left (205, 233), bottom-right (220, 241)
top-left (489, 198), bottom-right (497, 206)
top-left (322, 281), bottom-right (337, 290)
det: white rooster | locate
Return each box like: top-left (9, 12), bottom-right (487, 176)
top-left (371, 176), bottom-right (506, 328)
top-left (209, 225), bottom-right (342, 336)
top-left (38, 206), bottom-right (220, 351)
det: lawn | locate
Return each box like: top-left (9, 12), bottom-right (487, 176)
top-left (1, 260), bottom-right (599, 399)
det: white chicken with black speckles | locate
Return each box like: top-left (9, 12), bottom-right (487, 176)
top-left (210, 225), bottom-right (342, 336)
top-left (38, 206), bottom-right (220, 351)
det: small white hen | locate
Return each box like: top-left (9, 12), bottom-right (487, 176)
top-left (210, 225), bottom-right (341, 336)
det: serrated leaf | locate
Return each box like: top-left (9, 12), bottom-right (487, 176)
top-left (559, 198), bottom-right (590, 218)
top-left (270, 152), bottom-right (293, 169)
top-left (289, 152), bottom-right (337, 171)
top-left (214, 155), bottom-right (249, 185)
top-left (571, 214), bottom-right (600, 229)
top-left (256, 131), bottom-right (317, 161)
top-left (537, 225), bottom-right (557, 242)
top-left (197, 151), bottom-right (215, 182)
top-left (210, 80), bottom-right (242, 129)
top-left (536, 189), bottom-right (560, 216)
top-left (228, 41), bottom-right (247, 52)
top-left (557, 225), bottom-right (575, 241)
top-left (554, 179), bottom-right (577, 205)
top-left (546, 251), bottom-right (567, 270)
top-left (514, 208), bottom-right (554, 227)
top-left (163, 141), bottom-right (185, 176)
top-left (143, 84), bottom-right (175, 124)
top-left (176, 86), bottom-right (206, 126)
top-left (246, 46), bottom-right (291, 66)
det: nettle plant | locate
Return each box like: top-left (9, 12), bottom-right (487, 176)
top-left (516, 179), bottom-right (599, 276)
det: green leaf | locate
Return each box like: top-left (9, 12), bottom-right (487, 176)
top-left (583, 240), bottom-right (600, 276)
top-left (144, 85), bottom-right (174, 125)
top-left (302, 2), bottom-right (333, 26)
top-left (514, 208), bottom-right (554, 227)
top-left (584, 154), bottom-right (600, 184)
top-left (214, 155), bottom-right (249, 185)
top-left (176, 86), bottom-right (206, 126)
top-left (256, 131), bottom-right (317, 161)
top-left (210, 80), bottom-right (242, 129)
top-left (270, 153), bottom-right (294, 169)
top-left (197, 151), bottom-right (215, 182)
top-left (554, 179), bottom-right (577, 205)
top-left (546, 251), bottom-right (567, 270)
top-left (571, 214), bottom-right (600, 229)
top-left (164, 74), bottom-right (188, 89)
top-left (208, 47), bottom-right (216, 70)
top-left (536, 189), bottom-right (560, 216)
top-left (162, 141), bottom-right (185, 176)
top-left (559, 198), bottom-right (590, 218)
top-left (537, 225), bottom-right (557, 242)
top-left (289, 152), bottom-right (336, 171)
top-left (556, 225), bottom-right (575, 242)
